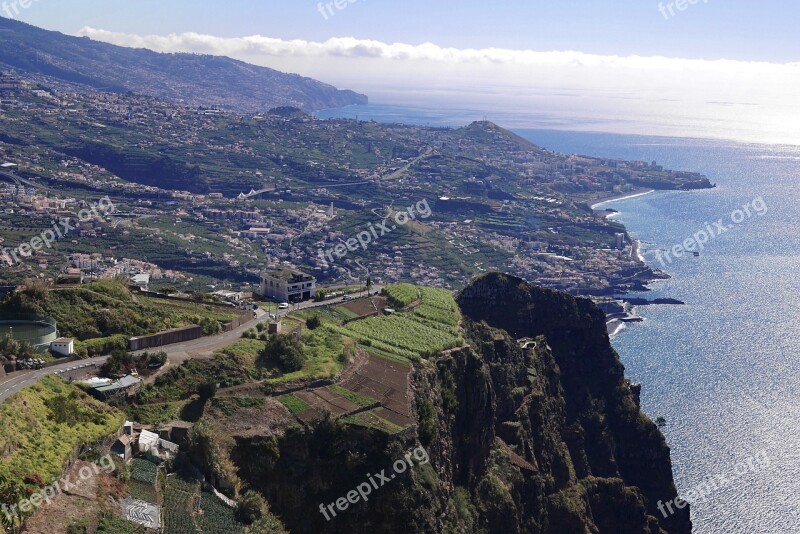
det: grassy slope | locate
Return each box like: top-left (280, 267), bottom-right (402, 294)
top-left (0, 376), bottom-right (124, 493)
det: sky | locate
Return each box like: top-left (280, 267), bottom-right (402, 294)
top-left (5, 1), bottom-right (800, 143)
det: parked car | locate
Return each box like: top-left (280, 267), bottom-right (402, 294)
top-left (278, 302), bottom-right (289, 310)
top-left (17, 358), bottom-right (44, 370)
top-left (342, 295), bottom-right (352, 301)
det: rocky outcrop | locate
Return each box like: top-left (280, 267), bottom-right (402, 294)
top-left (220, 273), bottom-right (689, 533)
top-left (452, 272), bottom-right (691, 533)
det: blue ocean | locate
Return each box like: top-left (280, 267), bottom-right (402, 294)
top-left (321, 104), bottom-right (800, 533)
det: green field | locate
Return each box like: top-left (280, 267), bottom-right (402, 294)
top-left (322, 284), bottom-right (463, 360)
top-left (163, 474), bottom-right (201, 534)
top-left (130, 458), bottom-right (159, 484)
top-left (329, 384), bottom-right (377, 407)
top-left (197, 490), bottom-right (245, 533)
top-left (278, 394), bottom-right (311, 414)
top-left (0, 376), bottom-right (124, 501)
top-left (383, 283), bottom-right (420, 308)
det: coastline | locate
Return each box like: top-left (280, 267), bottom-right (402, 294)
top-left (607, 319), bottom-right (626, 338)
top-left (590, 188), bottom-right (655, 210)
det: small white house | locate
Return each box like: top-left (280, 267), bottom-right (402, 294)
top-left (138, 429), bottom-right (160, 454)
top-left (50, 337), bottom-right (74, 356)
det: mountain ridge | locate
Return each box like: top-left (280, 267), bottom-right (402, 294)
top-left (0, 16), bottom-right (367, 112)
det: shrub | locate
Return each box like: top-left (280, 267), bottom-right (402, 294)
top-left (305, 315), bottom-right (322, 330)
top-left (198, 381), bottom-right (217, 401)
top-left (260, 334), bottom-right (306, 373)
top-left (100, 349), bottom-right (134, 377)
top-left (236, 490), bottom-right (268, 524)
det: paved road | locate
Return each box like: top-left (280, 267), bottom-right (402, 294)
top-left (0, 308), bottom-right (266, 403)
top-left (264, 287), bottom-right (384, 316)
top-left (0, 291), bottom-right (386, 403)
top-left (0, 357), bottom-right (106, 403)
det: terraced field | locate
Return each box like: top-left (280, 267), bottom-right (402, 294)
top-left (163, 474), bottom-right (200, 534)
top-left (161, 472), bottom-right (247, 533)
top-left (326, 284), bottom-right (463, 360)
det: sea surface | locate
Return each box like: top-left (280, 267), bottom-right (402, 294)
top-left (321, 104), bottom-right (800, 533)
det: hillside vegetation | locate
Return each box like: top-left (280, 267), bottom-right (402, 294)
top-left (0, 376), bottom-right (123, 504)
top-left (0, 280), bottom-right (236, 354)
top-left (0, 17), bottom-right (367, 113)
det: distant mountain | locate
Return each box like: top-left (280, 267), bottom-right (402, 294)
top-left (0, 16), bottom-right (367, 112)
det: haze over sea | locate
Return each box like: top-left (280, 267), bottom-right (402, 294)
top-left (321, 103), bottom-right (800, 533)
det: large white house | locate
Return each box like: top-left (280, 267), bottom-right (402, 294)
top-left (260, 268), bottom-right (316, 303)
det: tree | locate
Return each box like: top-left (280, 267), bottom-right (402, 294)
top-left (0, 473), bottom-right (26, 533)
top-left (260, 334), bottom-right (306, 373)
top-left (365, 276), bottom-right (373, 296)
top-left (158, 286), bottom-right (177, 295)
top-left (198, 380), bottom-right (217, 401)
top-left (0, 333), bottom-right (20, 356)
top-left (99, 349), bottom-right (133, 377)
top-left (199, 317), bottom-right (222, 335)
top-left (146, 351), bottom-right (167, 367)
top-left (236, 491), bottom-right (268, 524)
top-left (305, 315), bottom-right (321, 330)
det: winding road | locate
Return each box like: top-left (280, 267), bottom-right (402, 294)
top-left (0, 290), bottom-right (386, 404)
top-left (0, 307), bottom-right (266, 403)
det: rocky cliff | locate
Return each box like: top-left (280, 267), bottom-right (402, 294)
top-left (222, 273), bottom-right (690, 533)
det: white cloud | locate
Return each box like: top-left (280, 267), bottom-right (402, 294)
top-left (78, 27), bottom-right (800, 74)
top-left (75, 27), bottom-right (800, 144)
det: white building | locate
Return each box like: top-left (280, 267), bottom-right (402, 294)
top-left (138, 429), bottom-right (160, 454)
top-left (131, 273), bottom-right (150, 291)
top-left (260, 268), bottom-right (316, 303)
top-left (50, 337), bottom-right (74, 356)
top-left (213, 290), bottom-right (244, 302)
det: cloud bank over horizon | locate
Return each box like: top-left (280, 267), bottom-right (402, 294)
top-left (77, 27), bottom-right (800, 144)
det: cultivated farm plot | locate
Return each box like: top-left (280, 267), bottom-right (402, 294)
top-left (282, 353), bottom-right (413, 432)
top-left (130, 458), bottom-right (159, 484)
top-left (139, 297), bottom-right (238, 322)
top-left (339, 298), bottom-right (381, 317)
top-left (197, 490), bottom-right (245, 533)
top-left (163, 474), bottom-right (200, 534)
top-left (343, 408), bottom-right (405, 434)
top-left (339, 353), bottom-right (414, 428)
top-left (294, 387), bottom-right (360, 416)
top-left (384, 283), bottom-right (420, 307)
top-left (343, 314), bottom-right (463, 356)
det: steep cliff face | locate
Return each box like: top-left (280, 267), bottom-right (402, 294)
top-left (448, 273), bottom-right (690, 533)
top-left (222, 274), bottom-right (690, 533)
